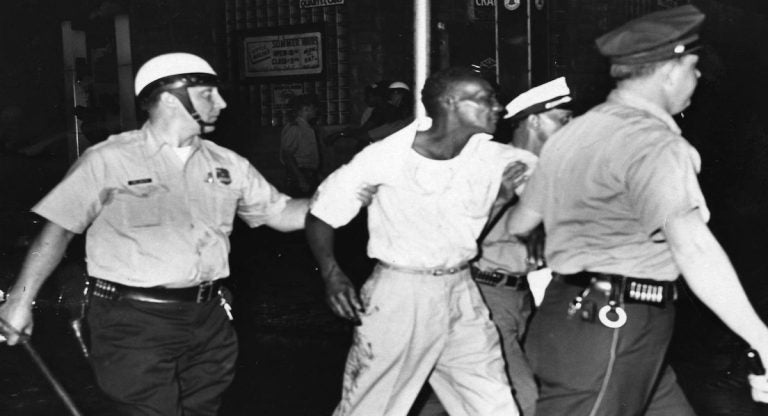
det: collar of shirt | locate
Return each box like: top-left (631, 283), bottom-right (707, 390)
top-left (142, 122), bottom-right (202, 157)
top-left (399, 117), bottom-right (495, 159)
top-left (607, 89), bottom-right (681, 134)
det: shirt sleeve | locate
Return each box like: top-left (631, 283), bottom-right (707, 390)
top-left (237, 162), bottom-right (291, 227)
top-left (32, 148), bottom-right (106, 233)
top-left (310, 146), bottom-right (380, 228)
top-left (626, 136), bottom-right (709, 235)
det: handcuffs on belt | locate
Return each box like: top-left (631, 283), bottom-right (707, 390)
top-left (567, 278), bottom-right (628, 329)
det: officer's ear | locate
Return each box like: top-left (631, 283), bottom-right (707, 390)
top-left (158, 91), bottom-right (181, 109)
top-left (657, 59), bottom-right (679, 85)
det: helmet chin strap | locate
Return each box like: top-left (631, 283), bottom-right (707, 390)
top-left (168, 89), bottom-right (216, 134)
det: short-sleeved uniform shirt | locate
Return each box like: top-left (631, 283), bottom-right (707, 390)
top-left (280, 117), bottom-right (319, 169)
top-left (33, 123), bottom-right (290, 288)
top-left (519, 89), bottom-right (709, 281)
top-left (311, 119), bottom-right (537, 268)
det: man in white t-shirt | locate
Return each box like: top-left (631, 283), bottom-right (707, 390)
top-left (306, 67), bottom-right (537, 416)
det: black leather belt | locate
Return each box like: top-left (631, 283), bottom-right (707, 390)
top-left (89, 277), bottom-right (223, 303)
top-left (471, 265), bottom-right (529, 290)
top-left (555, 272), bottom-right (677, 305)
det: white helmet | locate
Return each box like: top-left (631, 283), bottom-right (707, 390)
top-left (134, 52), bottom-right (217, 98)
top-left (388, 81), bottom-right (410, 91)
top-left (134, 52), bottom-right (220, 130)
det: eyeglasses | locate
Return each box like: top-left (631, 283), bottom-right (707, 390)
top-left (458, 94), bottom-right (500, 108)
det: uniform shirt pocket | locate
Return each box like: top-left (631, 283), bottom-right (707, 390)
top-left (113, 184), bottom-right (168, 227)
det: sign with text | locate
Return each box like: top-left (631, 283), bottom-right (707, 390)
top-left (243, 32), bottom-right (323, 77)
top-left (299, 0), bottom-right (344, 8)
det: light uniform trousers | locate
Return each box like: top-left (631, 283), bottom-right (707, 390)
top-left (333, 265), bottom-right (518, 416)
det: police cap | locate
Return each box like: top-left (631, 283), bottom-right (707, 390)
top-left (504, 77), bottom-right (571, 120)
top-left (595, 5), bottom-right (705, 65)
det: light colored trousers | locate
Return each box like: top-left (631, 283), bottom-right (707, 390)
top-left (333, 265), bottom-right (519, 416)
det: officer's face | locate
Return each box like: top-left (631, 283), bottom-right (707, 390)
top-left (189, 86), bottom-right (228, 130)
top-left (453, 80), bottom-right (502, 134)
top-left (667, 54), bottom-right (700, 114)
top-left (536, 108), bottom-right (573, 140)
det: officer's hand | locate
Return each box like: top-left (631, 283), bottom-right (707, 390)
top-left (0, 299), bottom-right (34, 345)
top-left (356, 184), bottom-right (379, 207)
top-left (525, 225), bottom-right (546, 270)
top-left (502, 161), bottom-right (528, 189)
top-left (749, 374), bottom-right (768, 402)
top-left (323, 269), bottom-right (364, 324)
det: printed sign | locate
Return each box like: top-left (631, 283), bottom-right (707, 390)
top-left (244, 32), bottom-right (323, 77)
top-left (299, 0), bottom-right (344, 8)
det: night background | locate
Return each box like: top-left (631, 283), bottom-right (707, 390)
top-left (1, 0), bottom-right (768, 414)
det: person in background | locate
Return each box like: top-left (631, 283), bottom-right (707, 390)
top-left (505, 6), bottom-right (768, 414)
top-left (281, 94), bottom-right (321, 197)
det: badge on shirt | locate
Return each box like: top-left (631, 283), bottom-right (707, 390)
top-left (128, 178), bottom-right (152, 186)
top-left (215, 168), bottom-right (231, 185)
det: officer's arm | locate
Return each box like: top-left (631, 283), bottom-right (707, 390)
top-left (306, 213), bottom-right (363, 322)
top-left (0, 221), bottom-right (75, 345)
top-left (263, 198), bottom-right (310, 232)
top-left (664, 209), bottom-right (768, 365)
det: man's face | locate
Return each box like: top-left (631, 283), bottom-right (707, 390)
top-left (453, 79), bottom-right (502, 134)
top-left (188, 85), bottom-right (227, 130)
top-left (666, 54), bottom-right (700, 114)
top-left (303, 104), bottom-right (319, 121)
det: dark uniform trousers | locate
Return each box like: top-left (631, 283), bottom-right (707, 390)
top-left (525, 278), bottom-right (696, 416)
top-left (88, 296), bottom-right (238, 416)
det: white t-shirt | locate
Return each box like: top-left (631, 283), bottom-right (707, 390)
top-left (311, 119), bottom-right (537, 268)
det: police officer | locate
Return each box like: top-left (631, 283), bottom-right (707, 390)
top-left (505, 5), bottom-right (768, 415)
top-left (473, 77), bottom-right (573, 416)
top-left (0, 52), bottom-right (314, 415)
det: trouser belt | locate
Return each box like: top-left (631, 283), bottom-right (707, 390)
top-left (555, 272), bottom-right (677, 305)
top-left (471, 265), bottom-right (529, 290)
top-left (89, 277), bottom-right (223, 303)
top-left (378, 261), bottom-right (470, 276)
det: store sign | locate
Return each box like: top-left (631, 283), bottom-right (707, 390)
top-left (299, 0), bottom-right (344, 8)
top-left (243, 32), bottom-right (323, 77)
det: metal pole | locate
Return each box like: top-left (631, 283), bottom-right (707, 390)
top-left (414, 0), bottom-right (430, 120)
top-left (61, 21), bottom-right (80, 163)
top-left (525, 0), bottom-right (532, 89)
top-left (115, 14), bottom-right (137, 130)
top-left (0, 317), bottom-right (84, 416)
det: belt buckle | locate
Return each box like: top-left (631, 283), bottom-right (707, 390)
top-left (196, 281), bottom-right (214, 303)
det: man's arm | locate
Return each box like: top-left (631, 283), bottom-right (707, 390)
top-left (664, 209), bottom-right (768, 367)
top-left (0, 221), bottom-right (75, 344)
top-left (305, 213), bottom-right (363, 322)
top-left (263, 198), bottom-right (309, 232)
